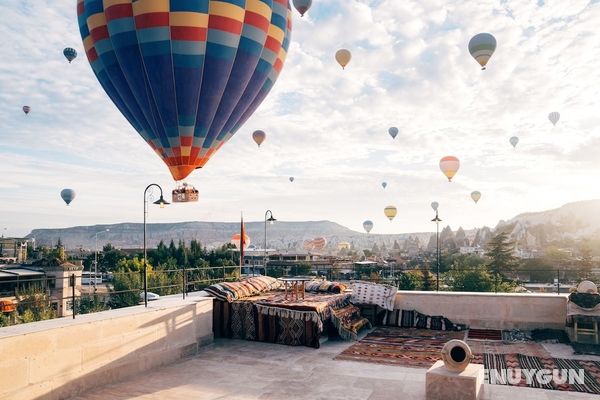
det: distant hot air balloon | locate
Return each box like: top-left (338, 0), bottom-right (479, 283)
top-left (252, 130), bottom-right (266, 147)
top-left (335, 49), bottom-right (352, 69)
top-left (381, 182), bottom-right (387, 189)
top-left (292, 0), bottom-right (312, 17)
top-left (548, 112), bottom-right (560, 126)
top-left (63, 47), bottom-right (77, 63)
top-left (22, 106), bottom-right (30, 115)
top-left (363, 220), bottom-right (374, 233)
top-left (509, 136), bottom-right (519, 148)
top-left (60, 188), bottom-right (76, 206)
top-left (78, 0), bottom-right (292, 183)
top-left (289, 177), bottom-right (295, 183)
top-left (471, 191), bottom-right (481, 204)
top-left (384, 205), bottom-right (397, 221)
top-left (231, 232), bottom-right (250, 250)
top-left (431, 201), bottom-right (439, 212)
top-left (468, 33), bottom-right (497, 70)
top-left (440, 156), bottom-right (460, 182)
top-left (388, 127), bottom-right (399, 139)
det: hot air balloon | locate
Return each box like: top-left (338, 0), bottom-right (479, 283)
top-left (60, 188), bottom-right (76, 206)
top-left (231, 232), bottom-right (250, 250)
top-left (431, 201), bottom-right (439, 212)
top-left (384, 205), bottom-right (397, 221)
top-left (303, 240), bottom-right (315, 251)
top-left (252, 130), bottom-right (266, 147)
top-left (289, 177), bottom-right (294, 183)
top-left (363, 220), bottom-right (374, 233)
top-left (78, 0), bottom-right (292, 185)
top-left (388, 127), bottom-right (399, 139)
top-left (292, 0), bottom-right (312, 17)
top-left (471, 191), bottom-right (481, 204)
top-left (312, 237), bottom-right (327, 250)
top-left (63, 47), bottom-right (78, 63)
top-left (468, 33), bottom-right (496, 70)
top-left (548, 112), bottom-right (560, 126)
top-left (440, 156), bottom-right (460, 182)
top-left (22, 106), bottom-right (30, 115)
top-left (335, 49), bottom-right (351, 69)
top-left (509, 136), bottom-right (519, 148)
top-left (381, 182), bottom-right (387, 189)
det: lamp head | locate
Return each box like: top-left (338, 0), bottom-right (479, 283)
top-left (154, 195), bottom-right (170, 208)
top-left (268, 216), bottom-right (276, 224)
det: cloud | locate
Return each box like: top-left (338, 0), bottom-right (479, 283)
top-left (1, 0), bottom-right (600, 238)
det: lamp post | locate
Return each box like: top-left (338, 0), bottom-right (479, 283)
top-left (143, 184), bottom-right (169, 307)
top-left (264, 210), bottom-right (276, 277)
top-left (431, 211), bottom-right (442, 291)
top-left (94, 228), bottom-right (110, 292)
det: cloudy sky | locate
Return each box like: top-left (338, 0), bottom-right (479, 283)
top-left (1, 0), bottom-right (600, 238)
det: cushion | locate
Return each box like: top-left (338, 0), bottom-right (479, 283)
top-left (205, 276), bottom-right (282, 302)
top-left (304, 280), bottom-right (347, 294)
top-left (430, 315), bottom-right (444, 330)
top-left (415, 312), bottom-right (430, 329)
top-left (401, 309), bottom-right (416, 328)
top-left (382, 309), bottom-right (415, 327)
top-left (350, 281), bottom-right (397, 311)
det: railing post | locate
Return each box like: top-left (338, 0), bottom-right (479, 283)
top-left (182, 266), bottom-right (186, 300)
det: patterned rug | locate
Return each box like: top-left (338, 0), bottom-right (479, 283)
top-left (335, 327), bottom-right (600, 394)
top-left (334, 327), bottom-right (465, 368)
top-left (468, 328), bottom-right (502, 340)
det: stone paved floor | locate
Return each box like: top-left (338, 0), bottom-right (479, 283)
top-left (77, 338), bottom-right (596, 400)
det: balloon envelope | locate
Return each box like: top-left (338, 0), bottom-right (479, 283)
top-left (335, 49), bottom-right (351, 69)
top-left (60, 188), bottom-right (76, 205)
top-left (381, 182), bottom-right (387, 189)
top-left (509, 136), bottom-right (519, 148)
top-left (292, 0), bottom-right (312, 17)
top-left (440, 156), bottom-right (460, 182)
top-left (289, 177), bottom-right (294, 182)
top-left (312, 237), bottom-right (327, 250)
top-left (231, 232), bottom-right (250, 250)
top-left (252, 130), bottom-right (266, 147)
top-left (431, 201), bottom-right (439, 212)
top-left (388, 127), bottom-right (398, 139)
top-left (363, 220), bottom-right (374, 233)
top-left (548, 112), bottom-right (560, 126)
top-left (384, 205), bottom-right (397, 221)
top-left (468, 33), bottom-right (496, 70)
top-left (63, 47), bottom-right (77, 63)
top-left (471, 191), bottom-right (481, 203)
top-left (78, 1), bottom-right (292, 181)
top-left (22, 106), bottom-right (30, 115)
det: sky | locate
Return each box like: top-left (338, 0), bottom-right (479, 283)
top-left (2, 0), bottom-right (600, 238)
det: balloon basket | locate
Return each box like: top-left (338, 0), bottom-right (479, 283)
top-left (172, 183), bottom-right (199, 203)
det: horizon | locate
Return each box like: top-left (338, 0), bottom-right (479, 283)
top-left (3, 1), bottom-right (600, 237)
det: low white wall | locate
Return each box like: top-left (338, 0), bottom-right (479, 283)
top-left (0, 294), bottom-right (213, 400)
top-left (394, 291), bottom-right (567, 330)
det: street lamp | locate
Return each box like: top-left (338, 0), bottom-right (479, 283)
top-left (143, 184), bottom-right (169, 307)
top-left (264, 210), bottom-right (276, 277)
top-left (431, 211), bottom-right (442, 291)
top-left (94, 228), bottom-right (110, 292)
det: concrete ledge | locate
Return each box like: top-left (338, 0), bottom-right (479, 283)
top-left (394, 291), bottom-right (567, 330)
top-left (0, 293), bottom-right (214, 400)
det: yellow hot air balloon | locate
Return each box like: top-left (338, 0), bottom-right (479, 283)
top-left (440, 156), bottom-right (460, 182)
top-left (335, 49), bottom-right (352, 69)
top-left (471, 191), bottom-right (481, 204)
top-left (384, 205), bottom-right (397, 221)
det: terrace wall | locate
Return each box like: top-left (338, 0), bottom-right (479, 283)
top-left (0, 294), bottom-right (213, 400)
top-left (394, 291), bottom-right (567, 330)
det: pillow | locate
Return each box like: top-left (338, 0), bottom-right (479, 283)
top-left (401, 309), bottom-right (416, 328)
top-left (350, 281), bottom-right (397, 310)
top-left (304, 280), bottom-right (347, 294)
top-left (415, 312), bottom-right (430, 329)
top-left (204, 283), bottom-right (232, 302)
top-left (430, 315), bottom-right (444, 330)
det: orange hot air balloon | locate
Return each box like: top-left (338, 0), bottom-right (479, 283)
top-left (231, 232), bottom-right (250, 250)
top-left (440, 156), bottom-right (460, 182)
top-left (312, 237), bottom-right (327, 250)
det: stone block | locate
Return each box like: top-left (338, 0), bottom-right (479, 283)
top-left (426, 360), bottom-right (484, 400)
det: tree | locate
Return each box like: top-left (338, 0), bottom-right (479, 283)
top-left (419, 265), bottom-right (437, 291)
top-left (397, 271), bottom-right (420, 290)
top-left (447, 267), bottom-right (494, 292)
top-left (486, 232), bottom-right (518, 291)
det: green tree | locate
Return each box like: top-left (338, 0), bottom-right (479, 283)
top-left (397, 271), bottom-right (420, 290)
top-left (486, 232), bottom-right (518, 291)
top-left (447, 266), bottom-right (495, 292)
top-left (419, 265), bottom-right (437, 291)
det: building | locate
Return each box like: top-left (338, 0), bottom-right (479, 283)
top-left (459, 246), bottom-right (485, 256)
top-left (0, 237), bottom-right (30, 263)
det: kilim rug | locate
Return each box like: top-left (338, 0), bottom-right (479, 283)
top-left (334, 327), bottom-right (466, 368)
top-left (468, 328), bottom-right (502, 340)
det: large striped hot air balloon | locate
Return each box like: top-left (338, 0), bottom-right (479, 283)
top-left (468, 33), bottom-right (496, 70)
top-left (311, 237), bottom-right (327, 250)
top-left (440, 156), bottom-right (460, 182)
top-left (384, 205), bottom-right (397, 221)
top-left (77, 0), bottom-right (292, 182)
